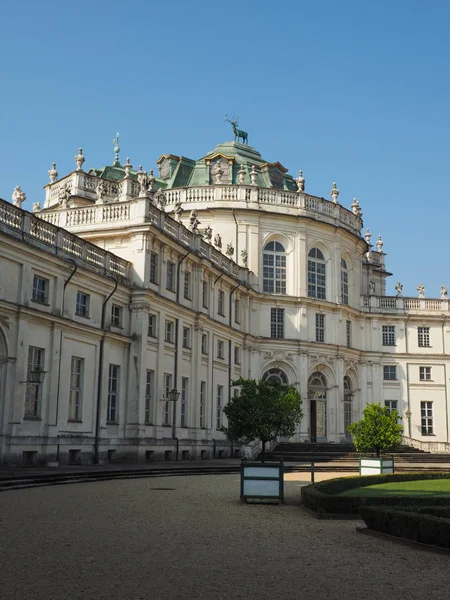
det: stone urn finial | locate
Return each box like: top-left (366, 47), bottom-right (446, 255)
top-left (148, 169), bottom-right (155, 192)
top-left (75, 148), bottom-right (85, 171)
top-left (238, 164), bottom-right (246, 185)
top-left (48, 162), bottom-right (58, 183)
top-left (250, 165), bottom-right (257, 186)
top-left (12, 186), bottom-right (26, 208)
top-left (351, 197), bottom-right (362, 217)
top-left (296, 170), bottom-right (305, 192)
top-left (364, 228), bottom-right (372, 246)
top-left (376, 235), bottom-right (384, 253)
top-left (331, 181), bottom-right (339, 204)
top-left (124, 157), bottom-right (132, 178)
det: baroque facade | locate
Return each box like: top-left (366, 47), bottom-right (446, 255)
top-left (1, 135), bottom-right (449, 466)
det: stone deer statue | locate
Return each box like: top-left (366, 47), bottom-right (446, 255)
top-left (225, 115), bottom-right (248, 145)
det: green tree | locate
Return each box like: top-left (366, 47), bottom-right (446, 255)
top-left (347, 403), bottom-right (403, 457)
top-left (222, 378), bottom-right (303, 461)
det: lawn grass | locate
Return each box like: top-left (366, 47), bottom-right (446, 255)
top-left (340, 479), bottom-right (450, 497)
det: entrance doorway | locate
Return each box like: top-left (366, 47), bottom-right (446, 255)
top-left (308, 372), bottom-right (327, 442)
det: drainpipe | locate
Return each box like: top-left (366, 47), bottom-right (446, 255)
top-left (53, 259), bottom-right (78, 464)
top-left (94, 275), bottom-right (119, 465)
top-left (173, 251), bottom-right (190, 461)
top-left (228, 282), bottom-right (241, 458)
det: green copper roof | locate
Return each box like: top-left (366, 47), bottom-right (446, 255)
top-left (91, 140), bottom-right (297, 191)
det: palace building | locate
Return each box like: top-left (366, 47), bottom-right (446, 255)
top-left (0, 132), bottom-right (449, 466)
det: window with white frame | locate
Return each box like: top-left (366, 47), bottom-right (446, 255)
top-left (217, 339), bottom-right (224, 359)
top-left (111, 304), bottom-right (122, 328)
top-left (183, 271), bottom-right (191, 300)
top-left (107, 364), bottom-right (120, 423)
top-left (263, 241), bottom-right (286, 294)
top-left (165, 320), bottom-right (174, 343)
top-left (234, 297), bottom-right (240, 324)
top-left (218, 290), bottom-right (225, 316)
top-left (418, 327), bottom-right (430, 347)
top-left (346, 320), bottom-right (351, 348)
top-left (181, 377), bottom-right (189, 427)
top-left (384, 400), bottom-right (398, 413)
top-left (308, 248), bottom-right (326, 299)
top-left (216, 385), bottom-right (223, 429)
top-left (341, 258), bottom-right (349, 305)
top-left (382, 325), bottom-right (396, 346)
top-left (69, 357), bottom-right (84, 421)
top-left (32, 275), bottom-right (49, 304)
top-left (200, 381), bottom-right (206, 428)
top-left (150, 251), bottom-right (159, 284)
top-left (24, 346), bottom-right (44, 418)
top-left (270, 307), bottom-right (284, 338)
top-left (315, 313), bottom-right (325, 343)
top-left (148, 313), bottom-right (157, 338)
top-left (166, 261), bottom-right (175, 291)
top-left (234, 346), bottom-right (240, 365)
top-left (421, 401), bottom-right (433, 435)
top-left (202, 280), bottom-right (209, 309)
top-left (163, 373), bottom-right (172, 425)
top-left (383, 365), bottom-right (397, 380)
top-left (419, 366), bottom-right (432, 381)
top-left (201, 333), bottom-right (208, 355)
top-left (182, 326), bottom-right (191, 349)
top-left (145, 370), bottom-right (154, 424)
top-left (76, 291), bottom-right (90, 317)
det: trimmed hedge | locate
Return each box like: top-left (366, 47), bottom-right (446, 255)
top-left (360, 505), bottom-right (450, 549)
top-left (301, 472), bottom-right (450, 515)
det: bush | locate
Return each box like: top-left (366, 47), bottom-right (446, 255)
top-left (360, 505), bottom-right (450, 549)
top-left (301, 472), bottom-right (450, 515)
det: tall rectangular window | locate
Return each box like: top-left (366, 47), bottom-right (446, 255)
top-left (145, 370), bottom-right (154, 424)
top-left (182, 326), bottom-right (191, 349)
top-left (217, 339), bottom-right (224, 359)
top-left (418, 327), bottom-right (430, 347)
top-left (419, 366), bottom-right (432, 381)
top-left (200, 381), bottom-right (206, 428)
top-left (32, 275), bottom-right (49, 304)
top-left (421, 401), bottom-right (433, 435)
top-left (76, 291), bottom-right (90, 317)
top-left (234, 346), bottom-right (240, 365)
top-left (234, 298), bottom-right (241, 324)
top-left (216, 385), bottom-right (223, 430)
top-left (111, 304), bottom-right (122, 328)
top-left (270, 308), bottom-right (284, 338)
top-left (107, 364), bottom-right (120, 423)
top-left (383, 365), bottom-right (397, 380)
top-left (69, 357), bottom-right (84, 421)
top-left (24, 346), bottom-right (44, 417)
top-left (166, 261), bottom-right (175, 291)
top-left (346, 320), bottom-right (351, 348)
top-left (148, 314), bottom-right (157, 338)
top-left (382, 325), bottom-right (395, 346)
top-left (165, 320), bottom-right (174, 343)
top-left (150, 251), bottom-right (159, 284)
top-left (315, 313), bottom-right (325, 343)
top-left (201, 333), bottom-right (208, 355)
top-left (183, 271), bottom-right (191, 300)
top-left (181, 377), bottom-right (189, 427)
top-left (218, 290), bottom-right (225, 316)
top-left (202, 280), bottom-right (209, 309)
top-left (163, 373), bottom-right (172, 425)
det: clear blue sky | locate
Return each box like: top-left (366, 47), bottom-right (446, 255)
top-left (1, 0), bottom-right (448, 297)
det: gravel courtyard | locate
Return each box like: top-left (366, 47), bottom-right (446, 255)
top-left (0, 473), bottom-right (449, 600)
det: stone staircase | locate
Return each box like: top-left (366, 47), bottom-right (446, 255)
top-left (261, 442), bottom-right (450, 464)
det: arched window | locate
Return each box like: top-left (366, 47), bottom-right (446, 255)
top-left (341, 258), bottom-right (349, 305)
top-left (308, 372), bottom-right (327, 442)
top-left (343, 376), bottom-right (353, 439)
top-left (263, 241), bottom-right (286, 294)
top-left (262, 368), bottom-right (288, 386)
top-left (308, 248), bottom-right (326, 299)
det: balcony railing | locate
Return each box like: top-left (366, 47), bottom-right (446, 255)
top-left (362, 295), bottom-right (450, 313)
top-left (0, 198), bottom-right (130, 282)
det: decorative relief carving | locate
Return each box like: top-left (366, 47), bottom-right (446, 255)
top-left (211, 158), bottom-right (230, 184)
